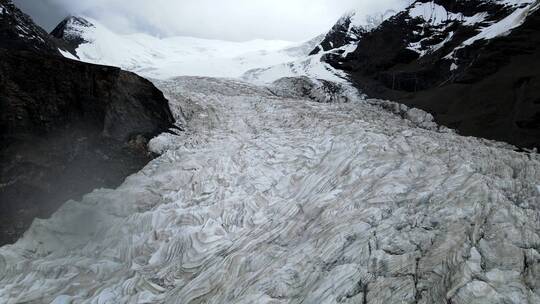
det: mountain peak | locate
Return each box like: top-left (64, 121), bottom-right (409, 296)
top-left (50, 16), bottom-right (94, 57)
top-left (309, 11), bottom-right (366, 55)
top-left (51, 16), bottom-right (94, 38)
top-left (310, 9), bottom-right (398, 55)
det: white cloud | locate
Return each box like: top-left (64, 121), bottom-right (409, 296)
top-left (48, 0), bottom-right (408, 41)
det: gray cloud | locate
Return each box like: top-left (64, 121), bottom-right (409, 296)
top-left (14, 0), bottom-right (408, 41)
top-left (13, 0), bottom-right (68, 30)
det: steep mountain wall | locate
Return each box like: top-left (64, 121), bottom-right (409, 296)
top-left (0, 0), bottom-right (175, 245)
top-left (318, 0), bottom-right (540, 148)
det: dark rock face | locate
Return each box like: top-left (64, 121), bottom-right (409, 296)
top-left (0, 50), bottom-right (174, 143)
top-left (0, 0), bottom-right (175, 245)
top-left (319, 0), bottom-right (540, 148)
top-left (0, 0), bottom-right (60, 55)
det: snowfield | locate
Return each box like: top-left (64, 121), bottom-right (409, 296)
top-left (1, 76), bottom-right (539, 303)
top-left (64, 17), bottom-right (321, 80)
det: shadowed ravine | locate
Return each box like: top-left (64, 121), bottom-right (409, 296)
top-left (1, 77), bottom-right (540, 303)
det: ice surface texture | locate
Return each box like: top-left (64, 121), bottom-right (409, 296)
top-left (1, 77), bottom-right (539, 303)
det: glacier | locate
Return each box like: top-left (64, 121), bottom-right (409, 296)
top-left (1, 76), bottom-right (539, 303)
top-left (2, 6), bottom-right (540, 303)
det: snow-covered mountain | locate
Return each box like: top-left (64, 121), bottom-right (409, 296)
top-left (310, 9), bottom-right (398, 56)
top-left (241, 9), bottom-right (397, 85)
top-left (51, 16), bottom-right (322, 79)
top-left (318, 0), bottom-right (539, 74)
top-left (51, 16), bottom-right (359, 86)
top-left (315, 0), bottom-right (540, 149)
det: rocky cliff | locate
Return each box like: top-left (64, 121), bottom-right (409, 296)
top-left (0, 0), bottom-right (175, 245)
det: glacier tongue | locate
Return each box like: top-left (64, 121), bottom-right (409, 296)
top-left (1, 77), bottom-right (540, 304)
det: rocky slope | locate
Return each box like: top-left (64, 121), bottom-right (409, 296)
top-left (317, 0), bottom-right (540, 149)
top-left (0, 0), bottom-right (175, 245)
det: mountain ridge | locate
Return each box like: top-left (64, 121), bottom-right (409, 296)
top-left (0, 0), bottom-right (60, 55)
top-left (314, 0), bottom-right (540, 149)
top-left (50, 15), bottom-right (94, 57)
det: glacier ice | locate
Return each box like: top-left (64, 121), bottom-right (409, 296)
top-left (0, 77), bottom-right (539, 303)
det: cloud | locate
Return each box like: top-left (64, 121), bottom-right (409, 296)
top-left (20, 0), bottom-right (409, 41)
top-left (12, 0), bottom-right (68, 30)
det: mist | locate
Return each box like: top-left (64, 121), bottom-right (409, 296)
top-left (14, 0), bottom-right (408, 41)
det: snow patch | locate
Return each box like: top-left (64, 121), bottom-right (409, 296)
top-left (409, 2), bottom-right (454, 25)
top-left (463, 12), bottom-right (488, 26)
top-left (463, 1), bottom-right (539, 46)
top-left (341, 43), bottom-right (358, 57)
top-left (242, 51), bottom-right (348, 85)
top-left (407, 32), bottom-right (454, 57)
top-left (408, 1), bottom-right (494, 27)
top-left (496, 0), bottom-right (536, 6)
top-left (409, 2), bottom-right (463, 25)
top-left (349, 8), bottom-right (400, 31)
top-left (58, 49), bottom-right (77, 60)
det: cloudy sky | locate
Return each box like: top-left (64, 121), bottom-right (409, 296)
top-left (14, 0), bottom-right (408, 41)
